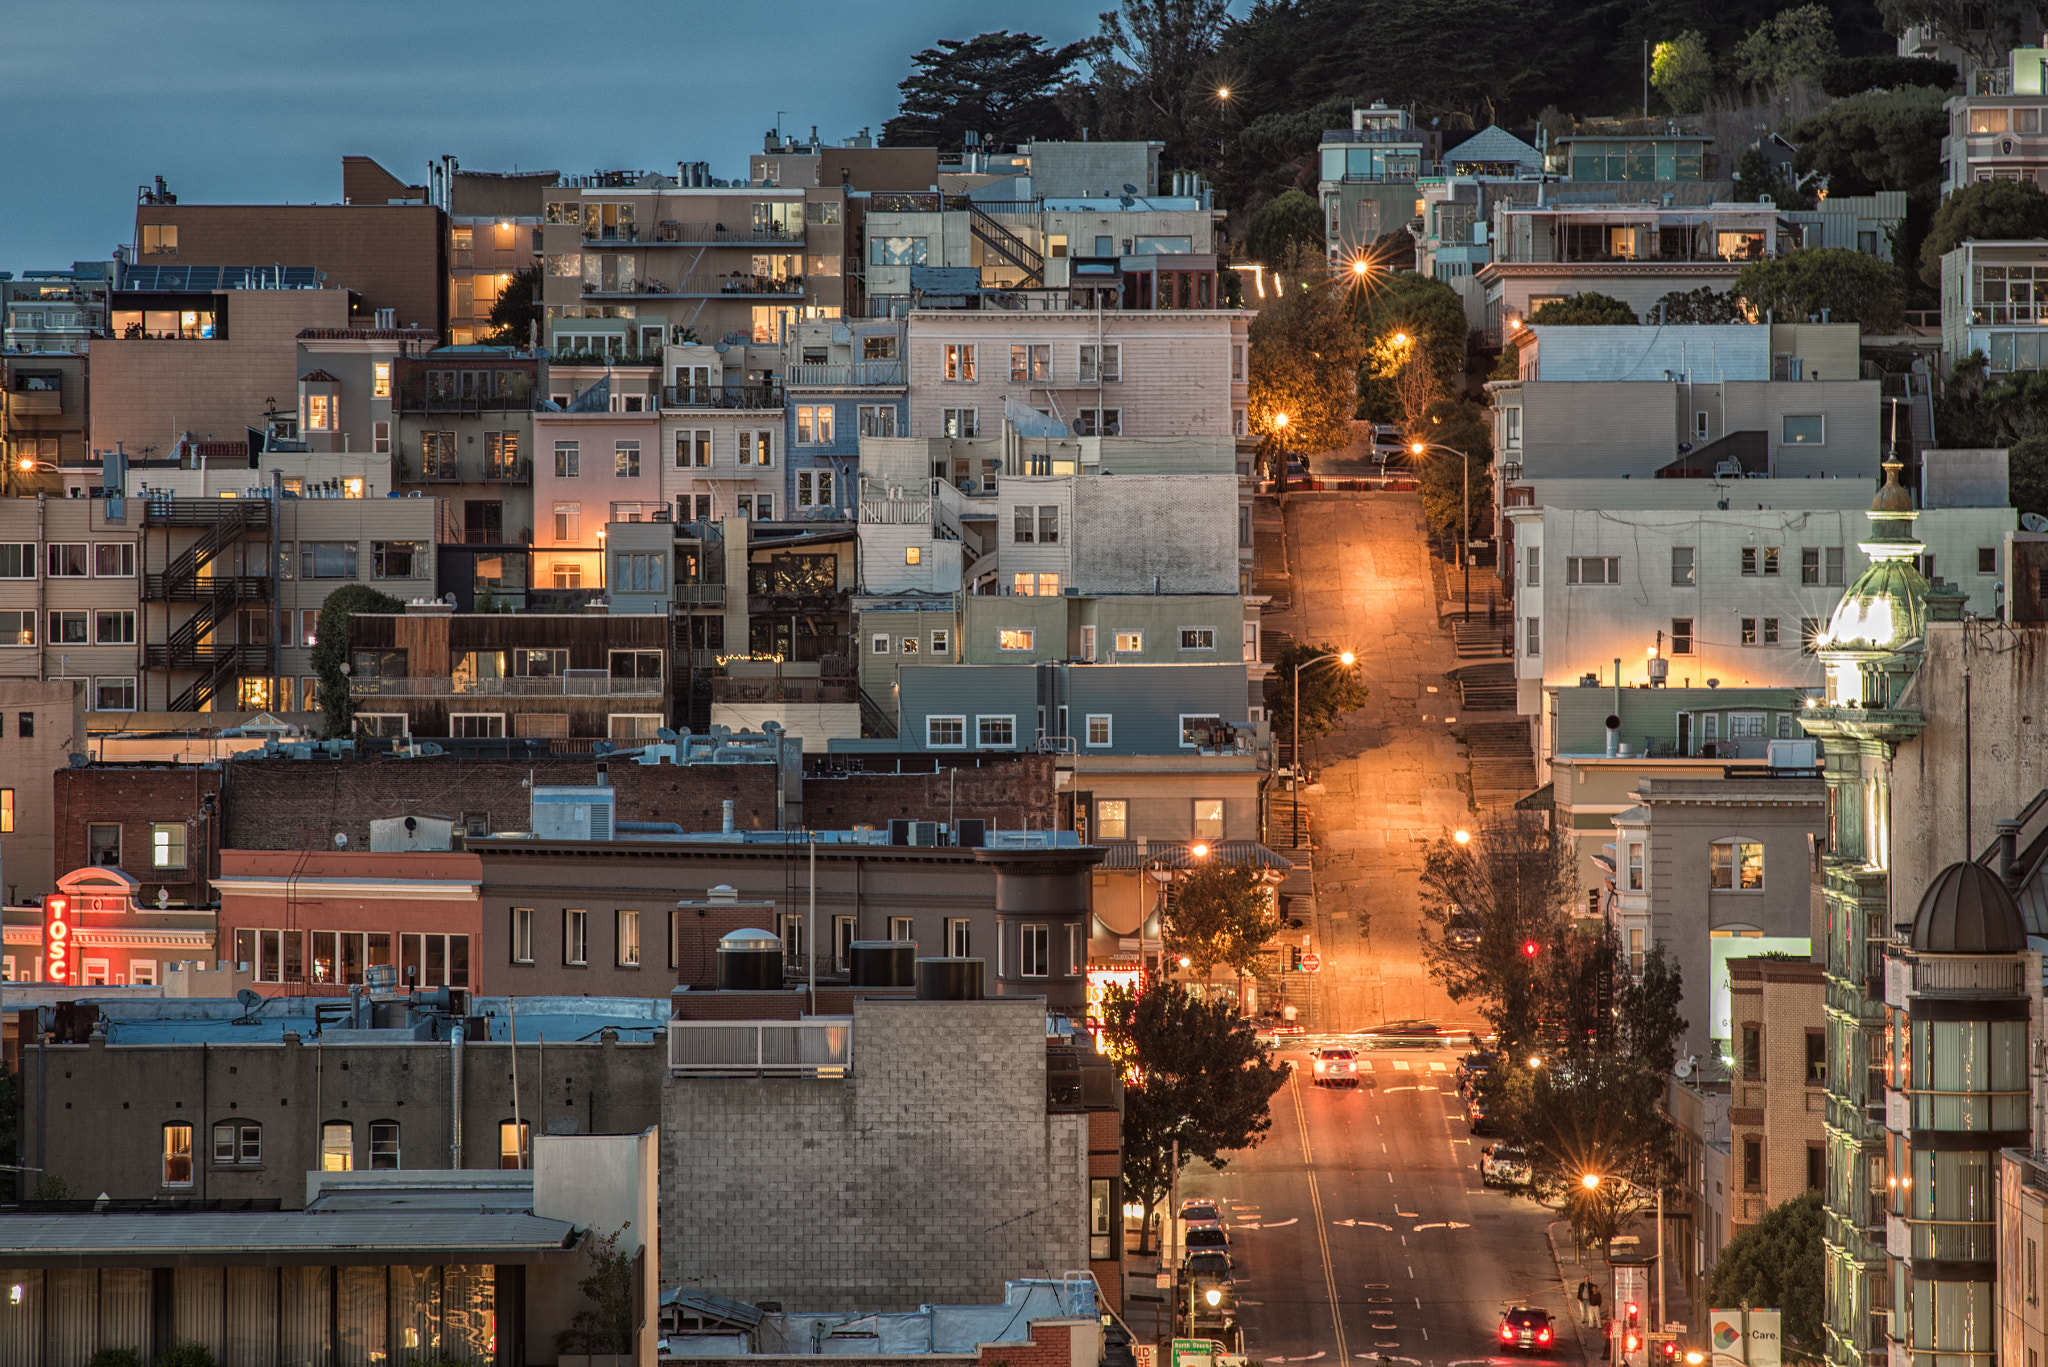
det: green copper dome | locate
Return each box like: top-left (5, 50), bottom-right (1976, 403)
top-left (1820, 462), bottom-right (1929, 654)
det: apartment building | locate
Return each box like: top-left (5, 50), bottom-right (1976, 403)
top-left (658, 343), bottom-right (789, 525)
top-left (1723, 956), bottom-right (1827, 1231)
top-left (531, 405), bottom-right (661, 600)
top-left (890, 661), bottom-right (1255, 757)
top-left (389, 344), bottom-right (537, 573)
top-left (782, 316), bottom-right (907, 519)
top-left (1943, 44), bottom-right (2048, 195)
top-left (749, 128), bottom-right (939, 192)
top-left (537, 175), bottom-right (859, 355)
top-left (2, 262), bottom-right (113, 354)
top-left (1942, 239), bottom-right (2048, 373)
top-left (133, 162), bottom-right (446, 332)
top-left (0, 496), bottom-right (144, 708)
top-left (1, 864), bottom-right (215, 987)
top-left (2, 351), bottom-right (87, 483)
top-left (1316, 104), bottom-right (1443, 261)
top-left (1413, 128), bottom-right (1546, 327)
top-left (0, 677), bottom-right (87, 904)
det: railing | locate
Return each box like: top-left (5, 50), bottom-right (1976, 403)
top-left (485, 459), bottom-right (531, 485)
top-left (785, 361), bottom-right (907, 387)
top-left (348, 675), bottom-right (664, 697)
top-left (668, 1019), bottom-right (851, 1076)
top-left (395, 386), bottom-right (535, 415)
top-left (711, 678), bottom-right (856, 704)
top-left (1903, 1217), bottom-right (1997, 1263)
top-left (1321, 127), bottom-right (1426, 143)
top-left (1912, 956), bottom-right (2026, 997)
top-left (586, 223), bottom-right (804, 246)
top-left (674, 583), bottom-right (727, 606)
top-left (144, 573), bottom-right (270, 603)
top-left (604, 275), bottom-right (805, 298)
top-left (662, 384), bottom-right (784, 409)
top-left (1968, 303), bottom-right (2048, 326)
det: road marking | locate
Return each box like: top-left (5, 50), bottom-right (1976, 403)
top-left (1413, 1223), bottom-right (1446, 1230)
top-left (1262, 1217), bottom-right (1299, 1228)
top-left (1290, 1071), bottom-right (1348, 1365)
top-left (1391, 1060), bottom-right (1410, 1071)
top-left (1407, 1266), bottom-right (1414, 1278)
top-left (1381, 1086), bottom-right (1418, 1092)
top-left (1267, 1353), bottom-right (1326, 1362)
top-left (1333, 1219), bottom-right (1393, 1230)
top-left (1428, 1061), bottom-right (1446, 1071)
top-left (1395, 1210), bottom-right (1419, 1217)
top-left (1358, 1059), bottom-right (1374, 1070)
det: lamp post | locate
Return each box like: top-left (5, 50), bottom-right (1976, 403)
top-left (1582, 1171), bottom-right (1664, 1341)
top-left (1290, 650), bottom-right (1355, 846)
top-left (1411, 441), bottom-right (1472, 618)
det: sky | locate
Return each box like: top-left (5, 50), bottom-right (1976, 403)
top-left (0, 0), bottom-right (1112, 273)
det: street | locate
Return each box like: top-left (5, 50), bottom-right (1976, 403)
top-left (1162, 1041), bottom-right (1577, 1367)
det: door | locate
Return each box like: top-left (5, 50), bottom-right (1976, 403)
top-left (464, 500), bottom-right (503, 544)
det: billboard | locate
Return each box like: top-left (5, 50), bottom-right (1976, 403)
top-left (1707, 1307), bottom-right (1781, 1366)
top-left (1709, 938), bottom-right (1810, 1046)
top-left (43, 895), bottom-right (74, 985)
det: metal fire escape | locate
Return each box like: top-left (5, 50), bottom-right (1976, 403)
top-left (144, 499), bottom-right (272, 712)
top-left (967, 204), bottom-right (1043, 286)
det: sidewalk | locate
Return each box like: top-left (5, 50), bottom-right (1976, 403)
top-left (1546, 1221), bottom-right (1599, 1367)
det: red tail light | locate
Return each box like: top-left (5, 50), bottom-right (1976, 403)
top-left (1501, 1326), bottom-right (1515, 1342)
top-left (1539, 1329), bottom-right (1552, 1343)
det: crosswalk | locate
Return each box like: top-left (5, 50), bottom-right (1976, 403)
top-left (1347, 1059), bottom-right (1448, 1072)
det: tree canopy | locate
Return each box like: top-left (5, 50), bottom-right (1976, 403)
top-left (2011, 435), bottom-right (2048, 519)
top-left (1247, 276), bottom-right (1368, 451)
top-left (1243, 190), bottom-right (1325, 265)
top-left (1819, 54), bottom-right (1957, 96)
top-left (1876, 0), bottom-right (2032, 73)
top-left (1920, 179), bottom-right (2048, 286)
top-left (1651, 31), bottom-right (1713, 113)
top-left (1097, 983), bottom-right (1288, 1232)
top-left (1356, 272), bottom-right (1470, 426)
top-left (1262, 641), bottom-right (1369, 752)
top-left (1416, 814), bottom-right (1578, 1049)
top-left (1731, 4), bottom-right (1838, 97)
top-left (1411, 399), bottom-right (1495, 543)
top-left (1163, 863), bottom-right (1287, 977)
top-left (1654, 286), bottom-right (1749, 324)
top-left (1791, 85), bottom-right (1947, 198)
top-left (1530, 293), bottom-right (1638, 326)
top-left (1737, 248), bottom-right (1906, 332)
top-left (879, 32), bottom-right (1092, 150)
top-left (483, 264), bottom-right (542, 348)
top-left (1704, 1192), bottom-right (1826, 1356)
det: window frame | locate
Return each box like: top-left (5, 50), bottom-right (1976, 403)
top-left (511, 907), bottom-right (534, 964)
top-left (1020, 923), bottom-right (1051, 977)
top-left (1710, 840), bottom-right (1765, 891)
top-left (369, 1120), bottom-right (401, 1170)
top-left (927, 714), bottom-right (966, 749)
top-left (997, 628), bottom-right (1035, 652)
top-left (563, 908), bottom-right (589, 966)
top-left (1670, 617), bottom-right (1694, 655)
top-left (1781, 414), bottom-right (1825, 446)
top-left (163, 1123), bottom-right (195, 1187)
top-left (1086, 714), bottom-right (1113, 747)
top-left (975, 714), bottom-right (1017, 749)
top-left (1193, 798), bottom-right (1225, 841)
top-left (1178, 627), bottom-right (1217, 652)
top-left (151, 822), bottom-right (188, 870)
top-left (1097, 799), bottom-right (1128, 840)
top-left (616, 908), bottom-right (642, 967)
top-left (92, 542), bottom-right (136, 578)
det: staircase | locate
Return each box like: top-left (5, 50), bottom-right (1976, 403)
top-left (967, 204), bottom-right (1043, 286)
top-left (1461, 721), bottom-right (1538, 810)
top-left (143, 499), bottom-right (272, 711)
top-left (858, 686), bottom-right (898, 739)
top-left (1447, 661), bottom-right (1516, 711)
top-left (1451, 618), bottom-right (1513, 659)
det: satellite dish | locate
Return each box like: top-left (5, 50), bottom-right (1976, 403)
top-left (1122, 183), bottom-right (1138, 195)
top-left (334, 832), bottom-right (349, 849)
top-left (236, 989), bottom-right (264, 1011)
top-left (1675, 1054), bottom-right (1696, 1079)
top-left (2024, 512), bottom-right (2048, 533)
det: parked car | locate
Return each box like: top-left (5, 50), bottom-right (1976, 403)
top-left (1481, 1143), bottom-right (1532, 1188)
top-left (1183, 1249), bottom-right (1233, 1280)
top-left (1457, 1051), bottom-right (1497, 1098)
top-left (1467, 1097), bottom-right (1495, 1135)
top-left (1312, 1046), bottom-right (1360, 1087)
top-left (1497, 1307), bottom-right (1554, 1353)
top-left (1178, 1199), bottom-right (1224, 1229)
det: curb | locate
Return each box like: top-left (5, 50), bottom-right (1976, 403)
top-left (1545, 1220), bottom-right (1597, 1367)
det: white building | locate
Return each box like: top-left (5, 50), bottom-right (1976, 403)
top-left (1940, 42), bottom-right (2048, 194)
top-left (1941, 239), bottom-right (2048, 373)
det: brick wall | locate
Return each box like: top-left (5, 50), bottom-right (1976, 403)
top-left (661, 997), bottom-right (1088, 1309)
top-left (52, 763), bottom-right (223, 905)
top-left (803, 755), bottom-right (1057, 831)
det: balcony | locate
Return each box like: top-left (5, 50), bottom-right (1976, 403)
top-left (395, 384), bottom-right (535, 415)
top-left (711, 677), bottom-right (856, 704)
top-left (786, 360), bottom-right (907, 388)
top-left (5, 389), bottom-right (62, 415)
top-left (667, 274), bottom-right (806, 299)
top-left (668, 1019), bottom-right (850, 1077)
top-left (674, 583), bottom-right (727, 606)
top-left (1321, 127), bottom-right (1425, 144)
top-left (662, 384), bottom-right (784, 410)
top-left (485, 459), bottom-right (532, 485)
top-left (348, 674), bottom-right (663, 698)
top-left (644, 222), bottom-right (805, 247)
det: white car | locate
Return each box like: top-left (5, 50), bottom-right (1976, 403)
top-left (1312, 1046), bottom-right (1360, 1088)
top-left (1481, 1143), bottom-right (1532, 1188)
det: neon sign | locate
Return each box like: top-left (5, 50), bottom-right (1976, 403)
top-left (43, 895), bottom-right (73, 985)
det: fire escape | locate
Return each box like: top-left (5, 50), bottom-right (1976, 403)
top-left (144, 499), bottom-right (272, 712)
top-left (967, 205), bottom-right (1043, 286)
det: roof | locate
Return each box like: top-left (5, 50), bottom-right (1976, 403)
top-left (298, 368), bottom-right (340, 384)
top-left (1093, 840), bottom-right (1292, 872)
top-left (1442, 125), bottom-right (1544, 168)
top-left (0, 1211), bottom-right (578, 1268)
top-left (1911, 861), bottom-right (2026, 955)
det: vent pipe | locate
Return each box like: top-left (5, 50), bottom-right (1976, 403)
top-left (722, 799), bottom-right (735, 834)
top-left (1998, 819), bottom-right (2022, 888)
top-left (448, 1021), bottom-right (465, 1168)
top-left (1605, 715), bottom-right (1621, 758)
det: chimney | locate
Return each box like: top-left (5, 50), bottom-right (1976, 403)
top-left (1998, 819), bottom-right (2022, 888)
top-left (1605, 715), bottom-right (1621, 757)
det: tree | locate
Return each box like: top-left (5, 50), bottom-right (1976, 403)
top-left (1163, 862), bottom-right (1286, 978)
top-left (1791, 86), bottom-right (1946, 197)
top-left (311, 584), bottom-right (406, 739)
top-left (1243, 189), bottom-right (1325, 265)
top-left (1496, 1052), bottom-right (1674, 1254)
top-left (1098, 982), bottom-right (1287, 1249)
top-left (556, 1224), bottom-right (638, 1354)
top-left (1733, 5), bottom-right (1839, 96)
top-left (1737, 248), bottom-right (1906, 331)
top-left (1247, 277), bottom-right (1368, 452)
top-left (1092, 0), bottom-right (1235, 168)
top-left (1356, 272), bottom-right (1469, 426)
top-left (1732, 146), bottom-right (1818, 212)
top-left (1529, 293), bottom-right (1638, 325)
top-left (1412, 399), bottom-right (1495, 543)
top-left (1210, 96), bottom-right (1359, 216)
top-left (1920, 178), bottom-right (2048, 286)
top-left (483, 264), bottom-right (541, 347)
top-left (1653, 286), bottom-right (1749, 324)
top-left (2011, 435), bottom-right (2048, 519)
top-left (1651, 31), bottom-right (1714, 114)
top-left (1416, 814), bottom-right (1577, 1049)
top-left (1876, 0), bottom-right (2031, 75)
top-left (880, 32), bottom-right (1094, 150)
top-left (1819, 54), bottom-right (1957, 96)
top-left (1261, 641), bottom-right (1369, 753)
top-left (1705, 1192), bottom-right (1826, 1356)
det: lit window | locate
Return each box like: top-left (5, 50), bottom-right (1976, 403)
top-left (320, 1122), bottom-right (353, 1172)
top-left (998, 629), bottom-right (1035, 651)
top-left (1097, 800), bottom-right (1128, 840)
top-left (500, 1120), bottom-right (531, 1170)
top-left (906, 546), bottom-right (922, 565)
top-left (152, 823), bottom-right (187, 869)
top-left (1193, 799), bottom-right (1224, 840)
top-left (1710, 841), bottom-right (1764, 890)
top-left (616, 909), bottom-right (641, 967)
top-left (163, 1124), bottom-right (194, 1186)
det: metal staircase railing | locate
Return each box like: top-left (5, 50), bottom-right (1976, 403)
top-left (967, 204), bottom-right (1043, 286)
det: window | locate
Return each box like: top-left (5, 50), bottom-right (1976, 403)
top-left (1740, 617), bottom-right (1780, 646)
top-left (675, 430), bottom-right (711, 469)
top-left (930, 629), bottom-right (949, 656)
top-left (897, 635), bottom-right (919, 655)
top-left (368, 1121), bottom-right (400, 1170)
top-left (301, 542), bottom-right (358, 578)
top-left (1711, 841), bottom-right (1765, 890)
top-left (943, 344), bottom-right (977, 381)
top-left (1087, 714), bottom-right (1113, 747)
top-left (612, 552), bottom-right (667, 593)
top-left (1802, 546), bottom-right (1846, 586)
top-left (213, 1121), bottom-right (261, 1165)
top-left (1021, 924), bottom-right (1050, 977)
top-left (946, 918), bottom-right (972, 956)
top-left (1179, 627), bottom-right (1217, 651)
top-left (1078, 343), bottom-right (1121, 382)
top-left (1565, 556), bottom-right (1619, 585)
top-left (755, 494), bottom-right (773, 520)
top-left (1781, 415), bottom-right (1825, 445)
top-left (616, 909), bottom-right (641, 967)
top-left (796, 405), bottom-right (835, 445)
top-left (93, 543), bottom-right (135, 577)
top-left (1193, 799), bottom-right (1224, 840)
top-left (928, 715), bottom-right (965, 748)
top-left (46, 543), bottom-right (87, 577)
top-left (142, 223), bottom-right (178, 255)
top-left (1806, 1030), bottom-right (1827, 1085)
top-left (1231, 344), bottom-right (1244, 381)
top-left (1742, 1136), bottom-right (1763, 1189)
top-left (511, 907), bottom-right (534, 964)
top-left (553, 502), bottom-right (581, 542)
top-left (1106, 630), bottom-right (1141, 655)
top-left (1012, 572), bottom-right (1060, 596)
top-left (0, 543), bottom-right (33, 578)
top-left (1525, 548), bottom-right (1541, 587)
top-left (94, 677), bottom-right (137, 712)
top-left (563, 909), bottom-right (588, 965)
top-left (1671, 546), bottom-right (1695, 586)
top-left (49, 609), bottom-right (86, 644)
top-left (1013, 505), bottom-right (1036, 544)
top-left (858, 404), bottom-right (897, 438)
top-left (998, 629), bottom-right (1035, 651)
top-left (372, 541), bottom-right (423, 579)
top-left (797, 470), bottom-right (835, 507)
top-left (1011, 345), bottom-right (1051, 382)
top-left (93, 609), bottom-right (136, 645)
top-left (450, 713), bottom-right (506, 738)
top-left (550, 440), bottom-right (584, 480)
top-left (163, 1124), bottom-right (194, 1186)
top-left (321, 1122), bottom-right (353, 1172)
top-left (1626, 842), bottom-right (1643, 890)
top-left (1073, 408), bottom-right (1121, 436)
top-left (1180, 714), bottom-right (1224, 747)
top-left (941, 407), bottom-right (978, 438)
top-left (1525, 616), bottom-right (1540, 656)
top-left (872, 633), bottom-right (892, 655)
top-left (1979, 546), bottom-right (1999, 574)
top-left (88, 823), bottom-right (120, 866)
top-left (1740, 546), bottom-right (1780, 577)
top-left (977, 715), bottom-right (1016, 748)
top-left (151, 822), bottom-right (187, 870)
top-left (0, 610), bottom-right (34, 646)
top-left (500, 1121), bottom-right (531, 1170)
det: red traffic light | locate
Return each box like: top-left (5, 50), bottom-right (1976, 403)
top-left (1522, 940), bottom-right (1540, 957)
top-left (1626, 1333), bottom-right (1642, 1353)
top-left (1626, 1302), bottom-right (1641, 1325)
top-left (1663, 1344), bottom-right (1678, 1359)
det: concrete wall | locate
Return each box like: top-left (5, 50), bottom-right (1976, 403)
top-left (1069, 473), bottom-right (1239, 594)
top-left (531, 1128), bottom-right (660, 1366)
top-left (0, 678), bottom-right (88, 903)
top-left (1507, 379), bottom-right (1882, 482)
top-left (660, 997), bottom-right (1088, 1309)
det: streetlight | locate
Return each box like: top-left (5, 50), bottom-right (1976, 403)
top-left (1454, 829), bottom-right (1471, 845)
top-left (1582, 1172), bottom-right (1665, 1337)
top-left (1189, 842), bottom-right (1209, 859)
top-left (596, 525), bottom-right (607, 593)
top-left (1412, 441), bottom-right (1474, 617)
top-left (1290, 650), bottom-right (1356, 846)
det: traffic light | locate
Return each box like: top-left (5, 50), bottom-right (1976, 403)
top-left (1626, 1302), bottom-right (1641, 1333)
top-left (1625, 1332), bottom-right (1641, 1355)
top-left (1522, 939), bottom-right (1541, 957)
top-left (1662, 1342), bottom-right (1679, 1360)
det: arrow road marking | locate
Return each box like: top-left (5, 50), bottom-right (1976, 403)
top-left (1261, 1217), bottom-right (1299, 1228)
top-left (1333, 1219), bottom-right (1394, 1230)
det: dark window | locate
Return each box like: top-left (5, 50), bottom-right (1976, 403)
top-left (1743, 1136), bottom-right (1763, 1189)
top-left (1807, 1144), bottom-right (1824, 1192)
top-left (1806, 1030), bottom-right (1827, 1085)
top-left (17, 712), bottom-right (31, 738)
top-left (1741, 1023), bottom-right (1763, 1079)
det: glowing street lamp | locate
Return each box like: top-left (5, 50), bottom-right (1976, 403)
top-left (1581, 1172), bottom-right (1665, 1332)
top-left (1290, 651), bottom-right (1356, 843)
top-left (1412, 440), bottom-right (1475, 614)
top-left (1454, 829), bottom-right (1471, 845)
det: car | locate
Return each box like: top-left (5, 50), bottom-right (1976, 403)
top-left (1446, 910), bottom-right (1482, 951)
top-left (1178, 1200), bottom-right (1224, 1231)
top-left (1457, 1051), bottom-right (1497, 1098)
top-left (1481, 1143), bottom-right (1532, 1188)
top-left (1183, 1249), bottom-right (1233, 1280)
top-left (1184, 1226), bottom-right (1230, 1252)
top-left (1367, 1019), bottom-right (1455, 1048)
top-left (1467, 1097), bottom-right (1495, 1135)
top-left (1312, 1046), bottom-right (1360, 1087)
top-left (1497, 1307), bottom-right (1554, 1353)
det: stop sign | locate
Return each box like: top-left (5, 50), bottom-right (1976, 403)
top-left (1300, 952), bottom-right (1322, 973)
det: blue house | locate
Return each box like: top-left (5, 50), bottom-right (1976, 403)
top-left (782, 318), bottom-right (908, 519)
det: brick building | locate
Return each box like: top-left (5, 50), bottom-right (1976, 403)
top-left (0, 678), bottom-right (88, 905)
top-left (51, 760), bottom-right (224, 907)
top-left (1726, 955), bottom-right (1827, 1232)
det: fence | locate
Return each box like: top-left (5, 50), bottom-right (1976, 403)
top-left (668, 1019), bottom-right (852, 1076)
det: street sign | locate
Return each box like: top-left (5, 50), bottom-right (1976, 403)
top-left (1299, 952), bottom-right (1322, 973)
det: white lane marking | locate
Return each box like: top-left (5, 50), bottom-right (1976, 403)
top-left (1267, 1353), bottom-right (1326, 1362)
top-left (1391, 1060), bottom-right (1411, 1071)
top-left (1333, 1219), bottom-right (1394, 1230)
top-left (1381, 1086), bottom-right (1418, 1092)
top-left (1395, 1210), bottom-right (1419, 1217)
top-left (1359, 1059), bottom-right (1374, 1070)
top-left (1407, 1266), bottom-right (1414, 1277)
top-left (1289, 1072), bottom-right (1348, 1365)
top-left (1428, 1061), bottom-right (1447, 1071)
top-left (1262, 1217), bottom-right (1299, 1228)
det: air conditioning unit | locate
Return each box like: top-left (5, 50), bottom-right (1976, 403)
top-left (1767, 738), bottom-right (1818, 769)
top-left (531, 785), bottom-right (616, 840)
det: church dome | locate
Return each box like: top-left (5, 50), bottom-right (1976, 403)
top-left (1821, 461), bottom-right (1928, 654)
top-left (1909, 861), bottom-right (2026, 955)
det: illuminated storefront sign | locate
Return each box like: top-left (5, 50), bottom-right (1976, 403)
top-left (43, 895), bottom-right (73, 985)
